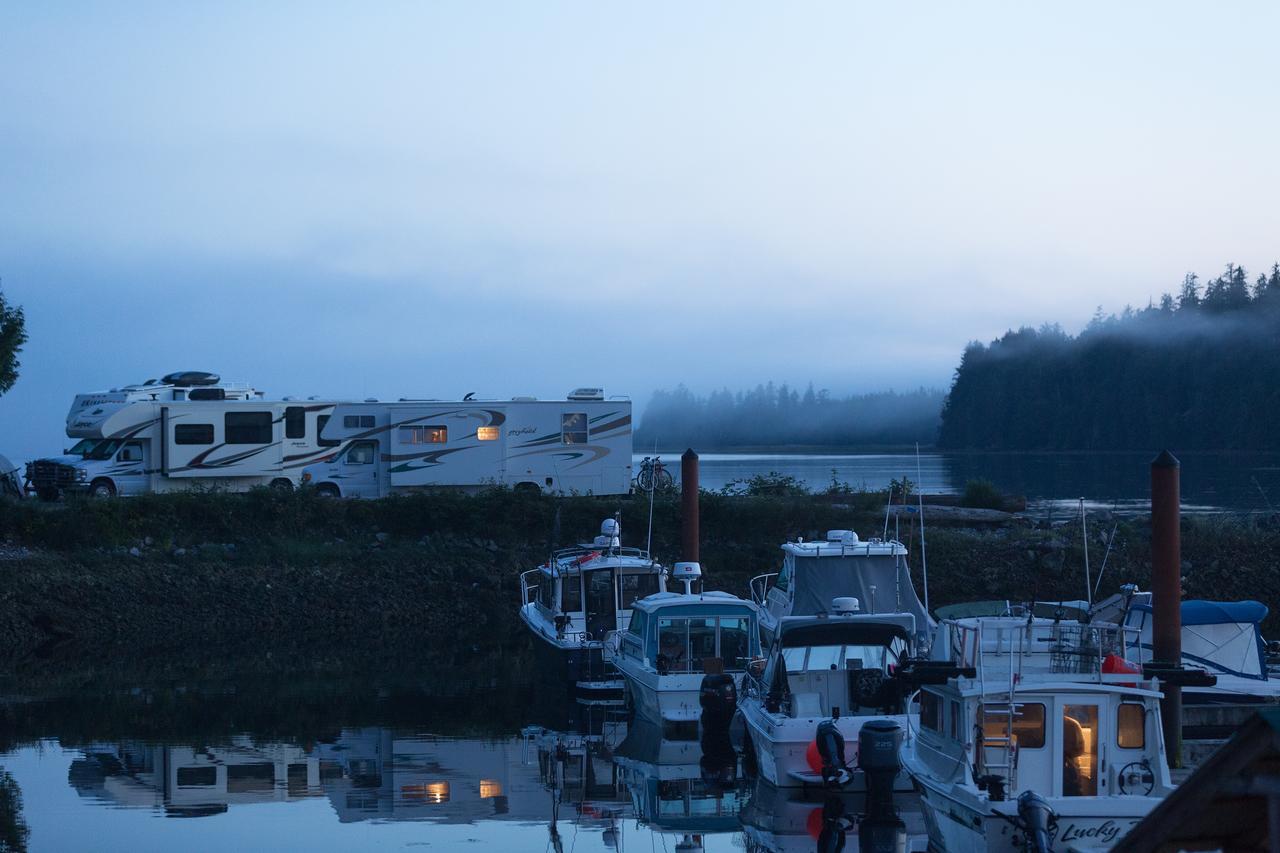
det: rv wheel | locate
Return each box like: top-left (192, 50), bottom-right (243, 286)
top-left (513, 482), bottom-right (541, 496)
top-left (316, 484), bottom-right (340, 498)
top-left (270, 478), bottom-right (294, 492)
top-left (89, 479), bottom-right (116, 498)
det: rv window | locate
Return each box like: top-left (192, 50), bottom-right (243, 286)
top-left (618, 573), bottom-right (659, 609)
top-left (345, 442), bottom-right (375, 465)
top-left (561, 412), bottom-right (588, 445)
top-left (344, 415), bottom-right (375, 429)
top-left (117, 442), bottom-right (143, 462)
top-left (285, 406), bottom-right (306, 439)
top-left (562, 576), bottom-right (582, 612)
top-left (400, 425), bottom-right (447, 445)
top-left (477, 426), bottom-right (499, 441)
top-left (920, 691), bottom-right (941, 731)
top-left (316, 415), bottom-right (340, 447)
top-left (174, 424), bottom-right (214, 445)
top-left (982, 702), bottom-right (1045, 749)
top-left (176, 766), bottom-right (217, 787)
top-left (225, 412), bottom-right (273, 444)
top-left (1117, 703), bottom-right (1145, 748)
top-left (188, 388), bottom-right (225, 401)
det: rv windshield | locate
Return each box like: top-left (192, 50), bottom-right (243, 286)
top-left (84, 441), bottom-right (122, 461)
top-left (68, 439), bottom-right (99, 456)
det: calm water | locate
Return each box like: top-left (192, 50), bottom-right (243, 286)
top-left (0, 672), bottom-right (926, 852)
top-left (639, 450), bottom-right (1280, 514)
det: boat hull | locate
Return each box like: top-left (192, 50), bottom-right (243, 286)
top-left (524, 614), bottom-right (621, 693)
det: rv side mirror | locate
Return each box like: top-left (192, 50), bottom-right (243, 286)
top-left (63, 448), bottom-right (69, 454)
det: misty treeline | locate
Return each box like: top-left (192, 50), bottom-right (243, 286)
top-left (940, 263), bottom-right (1280, 450)
top-left (636, 383), bottom-right (944, 448)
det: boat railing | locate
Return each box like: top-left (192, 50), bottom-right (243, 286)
top-left (748, 573), bottom-right (777, 606)
top-left (947, 618), bottom-right (1138, 683)
top-left (552, 544), bottom-right (652, 563)
top-left (519, 569), bottom-right (540, 605)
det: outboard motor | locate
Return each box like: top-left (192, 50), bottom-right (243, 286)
top-left (699, 724), bottom-right (737, 790)
top-left (858, 719), bottom-right (903, 813)
top-left (815, 718), bottom-right (852, 787)
top-left (1015, 790), bottom-right (1057, 853)
top-left (699, 673), bottom-right (737, 729)
top-left (818, 796), bottom-right (855, 853)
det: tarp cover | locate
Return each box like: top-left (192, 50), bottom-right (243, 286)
top-left (790, 554), bottom-right (934, 637)
top-left (1132, 600), bottom-right (1269, 626)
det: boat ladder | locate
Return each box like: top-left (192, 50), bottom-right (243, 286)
top-left (976, 621), bottom-right (1027, 790)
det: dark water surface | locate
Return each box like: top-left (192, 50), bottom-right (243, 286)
top-left (641, 450), bottom-right (1280, 514)
top-left (0, 665), bottom-right (925, 852)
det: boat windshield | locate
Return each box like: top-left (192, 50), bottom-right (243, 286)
top-left (784, 640), bottom-right (906, 673)
top-left (84, 441), bottom-right (122, 460)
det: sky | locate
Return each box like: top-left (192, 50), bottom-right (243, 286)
top-left (2, 1), bottom-right (1279, 461)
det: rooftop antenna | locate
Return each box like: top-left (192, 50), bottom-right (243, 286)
top-left (1079, 497), bottom-right (1093, 607)
top-left (916, 444), bottom-right (930, 613)
top-left (1092, 511), bottom-right (1121, 602)
top-left (645, 439), bottom-right (658, 557)
top-left (882, 479), bottom-right (893, 540)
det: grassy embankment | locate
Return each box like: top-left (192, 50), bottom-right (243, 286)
top-left (1, 488), bottom-right (1278, 669)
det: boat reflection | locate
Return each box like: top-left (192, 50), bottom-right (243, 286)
top-left (739, 779), bottom-right (929, 853)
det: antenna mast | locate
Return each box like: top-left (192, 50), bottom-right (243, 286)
top-left (915, 444), bottom-right (930, 613)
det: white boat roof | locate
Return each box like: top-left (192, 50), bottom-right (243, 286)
top-left (631, 591), bottom-right (756, 613)
top-left (782, 536), bottom-right (907, 558)
top-left (950, 679), bottom-right (1164, 700)
top-left (778, 611), bottom-right (916, 636)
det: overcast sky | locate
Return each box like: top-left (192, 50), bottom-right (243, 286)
top-left (2, 2), bottom-right (1279, 460)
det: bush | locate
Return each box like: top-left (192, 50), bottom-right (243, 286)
top-left (720, 472), bottom-right (810, 497)
top-left (960, 478), bottom-right (1005, 510)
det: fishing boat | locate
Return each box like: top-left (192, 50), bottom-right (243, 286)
top-left (735, 601), bottom-right (934, 792)
top-left (519, 518), bottom-right (667, 693)
top-left (603, 589), bottom-right (761, 726)
top-left (749, 530), bottom-right (934, 650)
top-left (901, 611), bottom-right (1176, 852)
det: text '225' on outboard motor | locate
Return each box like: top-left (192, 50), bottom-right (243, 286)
top-left (1015, 790), bottom-right (1057, 853)
top-left (815, 718), bottom-right (852, 787)
top-left (857, 719), bottom-right (907, 853)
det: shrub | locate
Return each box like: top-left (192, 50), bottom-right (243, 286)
top-left (960, 478), bottom-right (1005, 510)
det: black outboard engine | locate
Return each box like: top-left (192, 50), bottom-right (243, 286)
top-left (699, 673), bottom-right (737, 729)
top-left (858, 719), bottom-right (903, 813)
top-left (815, 718), bottom-right (852, 787)
top-left (1015, 790), bottom-right (1057, 853)
top-left (818, 796), bottom-right (855, 853)
top-left (699, 724), bottom-right (737, 790)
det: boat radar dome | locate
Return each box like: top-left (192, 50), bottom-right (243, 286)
top-left (673, 561), bottom-right (702, 594)
top-left (831, 597), bottom-right (860, 615)
top-left (593, 517), bottom-right (621, 548)
top-left (827, 530), bottom-right (858, 545)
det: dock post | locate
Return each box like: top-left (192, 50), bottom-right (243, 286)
top-left (1151, 450), bottom-right (1182, 768)
top-left (681, 448), bottom-right (699, 563)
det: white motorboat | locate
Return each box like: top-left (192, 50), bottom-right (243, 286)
top-left (749, 530), bottom-right (935, 650)
top-left (901, 612), bottom-right (1176, 852)
top-left (519, 518), bottom-right (668, 693)
top-left (735, 604), bottom-right (930, 792)
top-left (604, 590), bottom-right (762, 726)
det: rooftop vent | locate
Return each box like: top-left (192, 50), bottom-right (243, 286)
top-left (568, 387), bottom-right (604, 401)
top-left (827, 530), bottom-right (858, 546)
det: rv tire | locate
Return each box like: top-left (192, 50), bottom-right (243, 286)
top-left (513, 482), bottom-right (541, 496)
top-left (316, 484), bottom-right (340, 498)
top-left (270, 478), bottom-right (294, 492)
top-left (89, 479), bottom-right (116, 498)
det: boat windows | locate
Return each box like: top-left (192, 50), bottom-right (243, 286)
top-left (784, 643), bottom-right (897, 673)
top-left (628, 609), bottom-right (647, 638)
top-left (562, 576), bottom-right (582, 612)
top-left (1117, 702), bottom-right (1145, 749)
top-left (618, 573), bottom-right (659, 609)
top-left (285, 406), bottom-right (306, 439)
top-left (981, 702), bottom-right (1045, 749)
top-left (719, 617), bottom-right (752, 668)
top-left (225, 412), bottom-right (272, 444)
top-left (1063, 704), bottom-right (1100, 796)
top-left (316, 415), bottom-right (340, 447)
top-left (344, 441), bottom-right (376, 465)
top-left (774, 556), bottom-right (793, 593)
top-left (949, 700), bottom-right (961, 740)
top-left (920, 691), bottom-right (941, 731)
top-left (657, 615), bottom-right (755, 673)
top-left (344, 415), bottom-right (376, 429)
top-left (561, 412), bottom-right (588, 445)
top-left (400, 425), bottom-right (447, 445)
top-left (175, 424), bottom-right (214, 445)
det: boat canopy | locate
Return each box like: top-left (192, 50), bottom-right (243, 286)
top-left (1131, 600), bottom-right (1269, 626)
top-left (777, 614), bottom-right (914, 649)
top-left (783, 552), bottom-right (932, 633)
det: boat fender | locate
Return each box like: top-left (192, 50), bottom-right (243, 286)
top-left (1015, 790), bottom-right (1057, 853)
top-left (814, 719), bottom-right (852, 788)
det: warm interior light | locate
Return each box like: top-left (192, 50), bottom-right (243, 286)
top-left (402, 781), bottom-right (450, 804)
top-left (477, 426), bottom-right (499, 441)
top-left (479, 779), bottom-right (502, 798)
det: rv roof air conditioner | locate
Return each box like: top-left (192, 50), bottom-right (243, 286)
top-left (161, 371), bottom-right (221, 387)
top-left (568, 387), bottom-right (604, 401)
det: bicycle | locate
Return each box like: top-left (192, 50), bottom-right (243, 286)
top-left (633, 456), bottom-right (674, 492)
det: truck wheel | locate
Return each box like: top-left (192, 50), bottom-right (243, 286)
top-left (316, 484), bottom-right (340, 498)
top-left (270, 478), bottom-right (294, 492)
top-left (89, 479), bottom-right (117, 498)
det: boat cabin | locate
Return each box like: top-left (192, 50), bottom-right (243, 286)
top-left (617, 592), bottom-right (761, 675)
top-left (756, 613), bottom-right (916, 718)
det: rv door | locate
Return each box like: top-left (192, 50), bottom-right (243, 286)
top-left (339, 440), bottom-right (381, 498)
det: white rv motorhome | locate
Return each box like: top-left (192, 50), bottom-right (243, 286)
top-left (26, 371), bottom-right (341, 498)
top-left (300, 389), bottom-right (632, 497)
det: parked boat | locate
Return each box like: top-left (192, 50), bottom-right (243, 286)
top-left (735, 603), bottom-right (926, 791)
top-left (603, 590), bottom-right (761, 726)
top-left (749, 530), bottom-right (934, 650)
top-left (519, 518), bottom-right (667, 693)
top-left (902, 612), bottom-right (1175, 852)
